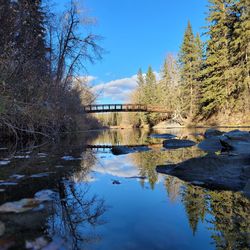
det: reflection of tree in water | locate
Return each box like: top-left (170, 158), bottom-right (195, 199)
top-left (164, 176), bottom-right (183, 202)
top-left (131, 147), bottom-right (204, 189)
top-left (173, 182), bottom-right (250, 249)
top-left (131, 151), bottom-right (167, 189)
top-left (181, 184), bottom-right (208, 235)
top-left (208, 191), bottom-right (250, 250)
top-left (47, 181), bottom-right (106, 250)
top-left (92, 129), bottom-right (150, 146)
top-left (71, 150), bottom-right (97, 183)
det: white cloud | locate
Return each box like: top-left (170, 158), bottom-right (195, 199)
top-left (77, 75), bottom-right (97, 83)
top-left (91, 74), bottom-right (138, 102)
top-left (90, 71), bottom-right (161, 103)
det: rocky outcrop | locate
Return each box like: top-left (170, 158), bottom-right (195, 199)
top-left (198, 129), bottom-right (250, 154)
top-left (157, 129), bottom-right (250, 196)
top-left (156, 154), bottom-right (250, 191)
top-left (204, 128), bottom-right (224, 138)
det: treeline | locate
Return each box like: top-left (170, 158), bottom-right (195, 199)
top-left (132, 0), bottom-right (249, 127)
top-left (0, 0), bottom-right (101, 140)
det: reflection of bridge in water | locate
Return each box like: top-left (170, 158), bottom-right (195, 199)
top-left (83, 104), bottom-right (172, 115)
top-left (85, 144), bottom-right (163, 151)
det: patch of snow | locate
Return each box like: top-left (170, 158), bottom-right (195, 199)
top-left (0, 160), bottom-right (10, 166)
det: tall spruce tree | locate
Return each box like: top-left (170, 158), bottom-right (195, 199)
top-left (200, 0), bottom-right (235, 116)
top-left (145, 66), bottom-right (157, 104)
top-left (179, 21), bottom-right (203, 118)
top-left (136, 68), bottom-right (145, 103)
top-left (144, 66), bottom-right (159, 125)
top-left (229, 0), bottom-right (250, 112)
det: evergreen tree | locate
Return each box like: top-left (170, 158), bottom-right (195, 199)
top-left (136, 68), bottom-right (145, 103)
top-left (159, 54), bottom-right (181, 112)
top-left (144, 66), bottom-right (160, 125)
top-left (229, 0), bottom-right (250, 112)
top-left (145, 66), bottom-right (157, 104)
top-left (179, 21), bottom-right (203, 118)
top-left (200, 0), bottom-right (234, 116)
top-left (14, 0), bottom-right (49, 102)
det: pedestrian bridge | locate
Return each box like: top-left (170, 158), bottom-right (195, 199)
top-left (83, 104), bottom-right (171, 115)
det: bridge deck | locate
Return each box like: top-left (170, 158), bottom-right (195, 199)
top-left (83, 104), bottom-right (171, 114)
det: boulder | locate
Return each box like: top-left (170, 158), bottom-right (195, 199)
top-left (204, 128), bottom-right (224, 138)
top-left (198, 136), bottom-right (224, 153)
top-left (163, 139), bottom-right (196, 149)
top-left (223, 129), bottom-right (250, 140)
top-left (156, 154), bottom-right (250, 191)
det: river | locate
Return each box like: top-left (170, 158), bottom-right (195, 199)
top-left (0, 128), bottom-right (249, 250)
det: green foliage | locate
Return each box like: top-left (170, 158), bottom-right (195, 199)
top-left (179, 22), bottom-right (203, 118)
top-left (131, 0), bottom-right (248, 124)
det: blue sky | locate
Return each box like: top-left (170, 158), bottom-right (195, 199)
top-left (56, 0), bottom-right (207, 103)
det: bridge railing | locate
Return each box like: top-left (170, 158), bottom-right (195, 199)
top-left (83, 103), bottom-right (172, 114)
top-left (83, 104), bottom-right (148, 113)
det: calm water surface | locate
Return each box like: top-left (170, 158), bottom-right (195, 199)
top-left (0, 128), bottom-right (249, 250)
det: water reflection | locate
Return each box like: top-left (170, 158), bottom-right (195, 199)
top-left (47, 181), bottom-right (106, 250)
top-left (0, 128), bottom-right (249, 250)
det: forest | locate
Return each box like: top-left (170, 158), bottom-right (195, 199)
top-left (130, 0), bottom-right (249, 127)
top-left (0, 0), bottom-right (102, 140)
top-left (0, 0), bottom-right (249, 140)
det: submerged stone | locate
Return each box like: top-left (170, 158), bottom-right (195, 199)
top-left (150, 133), bottom-right (176, 139)
top-left (163, 139), bottom-right (196, 149)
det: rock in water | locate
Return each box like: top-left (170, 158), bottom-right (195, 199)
top-left (224, 129), bottom-right (250, 140)
top-left (156, 154), bottom-right (250, 191)
top-left (150, 133), bottom-right (176, 139)
top-left (204, 128), bottom-right (224, 138)
top-left (198, 136), bottom-right (224, 153)
top-left (163, 139), bottom-right (196, 149)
